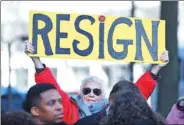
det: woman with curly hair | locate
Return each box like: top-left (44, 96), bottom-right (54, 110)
top-left (100, 80), bottom-right (165, 125)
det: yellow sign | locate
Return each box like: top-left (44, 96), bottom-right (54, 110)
top-left (29, 11), bottom-right (165, 64)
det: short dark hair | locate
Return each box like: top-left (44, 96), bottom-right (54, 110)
top-left (2, 111), bottom-right (36, 125)
top-left (22, 83), bottom-right (56, 113)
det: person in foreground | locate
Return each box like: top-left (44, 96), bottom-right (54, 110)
top-left (22, 83), bottom-right (68, 125)
top-left (74, 80), bottom-right (167, 125)
top-left (99, 80), bottom-right (165, 125)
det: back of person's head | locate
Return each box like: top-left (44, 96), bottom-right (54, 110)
top-left (22, 83), bottom-right (63, 124)
top-left (23, 83), bottom-right (56, 113)
top-left (101, 80), bottom-right (165, 125)
top-left (109, 80), bottom-right (140, 100)
top-left (2, 111), bottom-right (36, 125)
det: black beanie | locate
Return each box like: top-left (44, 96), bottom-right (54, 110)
top-left (22, 83), bottom-right (56, 112)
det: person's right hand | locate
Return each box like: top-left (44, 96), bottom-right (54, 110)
top-left (25, 41), bottom-right (40, 60)
top-left (25, 41), bottom-right (35, 54)
top-left (24, 41), bottom-right (43, 68)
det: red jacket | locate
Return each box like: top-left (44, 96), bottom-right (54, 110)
top-left (35, 67), bottom-right (156, 124)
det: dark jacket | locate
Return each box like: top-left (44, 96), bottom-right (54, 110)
top-left (74, 112), bottom-right (101, 125)
top-left (74, 112), bottom-right (157, 125)
top-left (74, 106), bottom-right (107, 125)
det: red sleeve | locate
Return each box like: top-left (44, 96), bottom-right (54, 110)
top-left (35, 67), bottom-right (69, 99)
top-left (135, 71), bottom-right (157, 100)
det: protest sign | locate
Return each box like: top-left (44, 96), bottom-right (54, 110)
top-left (29, 11), bottom-right (165, 63)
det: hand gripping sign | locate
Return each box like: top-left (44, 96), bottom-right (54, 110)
top-left (29, 11), bottom-right (165, 64)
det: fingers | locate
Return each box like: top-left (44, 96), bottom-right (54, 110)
top-left (25, 41), bottom-right (34, 54)
top-left (160, 50), bottom-right (169, 62)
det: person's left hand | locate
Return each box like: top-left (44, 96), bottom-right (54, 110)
top-left (151, 50), bottom-right (169, 75)
top-left (157, 50), bottom-right (169, 67)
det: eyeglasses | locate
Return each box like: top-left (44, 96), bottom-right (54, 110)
top-left (82, 88), bottom-right (102, 96)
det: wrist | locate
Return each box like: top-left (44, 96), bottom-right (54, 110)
top-left (153, 64), bottom-right (162, 69)
top-left (31, 57), bottom-right (44, 68)
top-left (31, 56), bottom-right (40, 61)
top-left (150, 65), bottom-right (162, 75)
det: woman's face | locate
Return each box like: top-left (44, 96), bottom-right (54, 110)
top-left (81, 82), bottom-right (103, 105)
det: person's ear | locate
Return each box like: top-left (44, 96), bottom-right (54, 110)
top-left (31, 107), bottom-right (40, 116)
